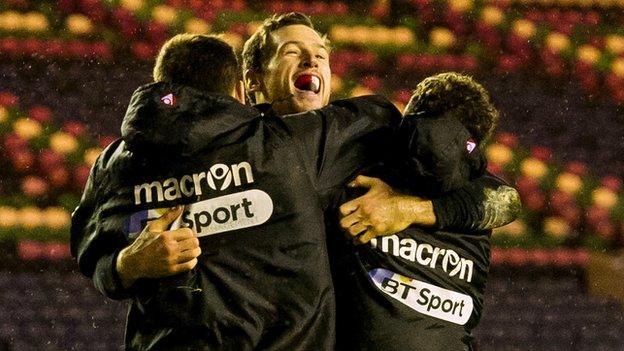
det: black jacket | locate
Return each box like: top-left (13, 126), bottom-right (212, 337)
top-left (331, 110), bottom-right (503, 351)
top-left (70, 82), bottom-right (401, 351)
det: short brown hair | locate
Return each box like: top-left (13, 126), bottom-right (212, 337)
top-left (405, 72), bottom-right (499, 143)
top-left (242, 12), bottom-right (318, 74)
top-left (153, 34), bottom-right (239, 94)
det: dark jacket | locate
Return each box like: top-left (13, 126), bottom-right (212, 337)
top-left (331, 109), bottom-right (503, 351)
top-left (70, 82), bottom-right (401, 351)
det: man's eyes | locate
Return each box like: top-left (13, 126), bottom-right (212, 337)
top-left (282, 48), bottom-right (328, 60)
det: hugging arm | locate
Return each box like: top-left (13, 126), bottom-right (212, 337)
top-left (70, 150), bottom-right (132, 300)
top-left (431, 172), bottom-right (521, 231)
top-left (70, 142), bottom-right (200, 299)
top-left (339, 172), bottom-right (520, 242)
top-left (282, 95), bottom-right (520, 239)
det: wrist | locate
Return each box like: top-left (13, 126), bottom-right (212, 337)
top-left (402, 196), bottom-right (436, 227)
top-left (115, 247), bottom-right (137, 289)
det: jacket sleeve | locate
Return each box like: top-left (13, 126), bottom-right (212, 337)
top-left (70, 142), bottom-right (133, 300)
top-left (283, 95), bottom-right (402, 204)
top-left (431, 171), bottom-right (521, 231)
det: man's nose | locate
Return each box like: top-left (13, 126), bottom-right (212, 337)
top-left (300, 50), bottom-right (318, 68)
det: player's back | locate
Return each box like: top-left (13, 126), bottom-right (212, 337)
top-left (72, 82), bottom-right (335, 350)
top-left (332, 224), bottom-right (490, 351)
top-left (329, 144), bottom-right (491, 351)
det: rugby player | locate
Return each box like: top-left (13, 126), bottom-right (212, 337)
top-left (72, 14), bottom-right (519, 351)
top-left (333, 72), bottom-right (504, 350)
top-left (71, 34), bottom-right (403, 350)
top-left (242, 12), bottom-right (520, 237)
top-left (241, 12), bottom-right (520, 351)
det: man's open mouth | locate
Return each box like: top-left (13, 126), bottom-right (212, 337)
top-left (294, 74), bottom-right (321, 93)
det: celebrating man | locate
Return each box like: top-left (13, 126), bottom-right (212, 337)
top-left (241, 13), bottom-right (520, 350)
top-left (241, 13), bottom-right (519, 239)
top-left (72, 12), bottom-right (520, 351)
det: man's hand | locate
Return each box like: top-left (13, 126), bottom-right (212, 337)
top-left (115, 206), bottom-right (201, 289)
top-left (338, 175), bottom-right (436, 244)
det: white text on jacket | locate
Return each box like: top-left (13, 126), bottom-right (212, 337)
top-left (133, 162), bottom-right (254, 205)
top-left (370, 235), bottom-right (474, 282)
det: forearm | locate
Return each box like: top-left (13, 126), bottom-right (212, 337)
top-left (72, 213), bottom-right (134, 299)
top-left (70, 154), bottom-right (133, 298)
top-left (115, 247), bottom-right (136, 289)
top-left (72, 218), bottom-right (134, 300)
top-left (432, 174), bottom-right (521, 231)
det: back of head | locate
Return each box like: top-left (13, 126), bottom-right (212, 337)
top-left (404, 72), bottom-right (499, 144)
top-left (398, 110), bottom-right (485, 196)
top-left (153, 33), bottom-right (239, 95)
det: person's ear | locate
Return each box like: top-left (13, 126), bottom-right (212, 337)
top-left (244, 69), bottom-right (261, 91)
top-left (244, 69), bottom-right (267, 104)
top-left (234, 80), bottom-right (245, 104)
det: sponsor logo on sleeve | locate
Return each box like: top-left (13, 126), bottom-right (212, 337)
top-left (369, 268), bottom-right (473, 325)
top-left (124, 189), bottom-right (273, 238)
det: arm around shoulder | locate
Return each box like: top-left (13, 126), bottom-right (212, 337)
top-left (432, 172), bottom-right (521, 231)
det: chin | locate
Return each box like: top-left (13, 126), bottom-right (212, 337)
top-left (296, 100), bottom-right (324, 112)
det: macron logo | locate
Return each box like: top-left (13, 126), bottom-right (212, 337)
top-left (161, 93), bottom-right (176, 106)
top-left (370, 235), bottom-right (474, 282)
top-left (133, 161), bottom-right (255, 205)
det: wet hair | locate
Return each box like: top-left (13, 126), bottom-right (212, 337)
top-left (404, 72), bottom-right (499, 143)
top-left (242, 12), bottom-right (329, 103)
top-left (153, 33), bottom-right (239, 94)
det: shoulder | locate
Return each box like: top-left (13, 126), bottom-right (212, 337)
top-left (96, 138), bottom-right (127, 170)
top-left (331, 95), bottom-right (399, 115)
top-left (331, 95), bottom-right (402, 128)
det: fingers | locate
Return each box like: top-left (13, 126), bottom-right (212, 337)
top-left (145, 206), bottom-right (184, 232)
top-left (339, 212), bottom-right (360, 230)
top-left (174, 247), bottom-right (202, 264)
top-left (339, 200), bottom-right (358, 217)
top-left (177, 236), bottom-right (200, 251)
top-left (346, 222), bottom-right (367, 237)
top-left (170, 258), bottom-right (198, 274)
top-left (343, 219), bottom-right (380, 244)
top-left (168, 227), bottom-right (197, 242)
top-left (348, 175), bottom-right (381, 189)
top-left (340, 176), bottom-right (389, 217)
top-left (356, 231), bottom-right (377, 245)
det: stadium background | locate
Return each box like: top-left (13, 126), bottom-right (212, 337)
top-left (1, 0), bottom-right (624, 349)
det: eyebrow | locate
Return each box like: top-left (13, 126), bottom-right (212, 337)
top-left (278, 40), bottom-right (328, 51)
